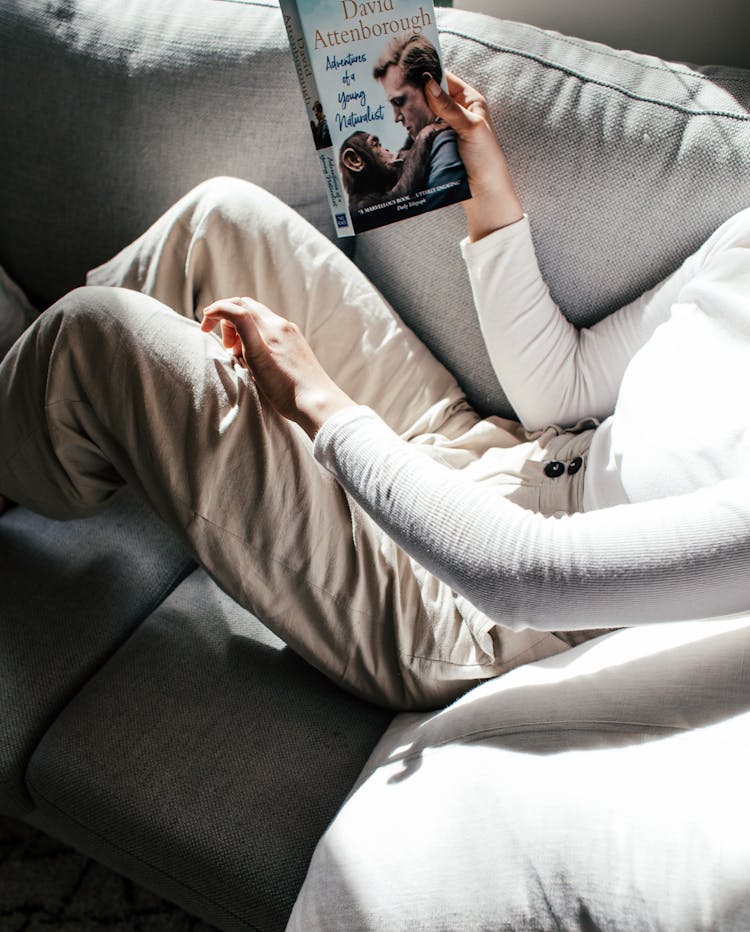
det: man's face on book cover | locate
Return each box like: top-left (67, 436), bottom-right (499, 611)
top-left (379, 64), bottom-right (433, 140)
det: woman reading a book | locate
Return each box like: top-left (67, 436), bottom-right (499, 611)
top-left (1, 72), bottom-right (748, 711)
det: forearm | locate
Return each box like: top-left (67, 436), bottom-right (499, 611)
top-left (294, 382), bottom-right (357, 441)
top-left (315, 408), bottom-right (750, 631)
top-left (461, 146), bottom-right (523, 242)
top-left (424, 73), bottom-right (622, 426)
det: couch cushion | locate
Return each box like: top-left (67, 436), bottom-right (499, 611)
top-left (0, 490), bottom-right (194, 817)
top-left (0, 0), bottom-right (335, 310)
top-left (289, 615), bottom-right (750, 930)
top-left (25, 568), bottom-right (393, 932)
top-left (355, 10), bottom-right (750, 416)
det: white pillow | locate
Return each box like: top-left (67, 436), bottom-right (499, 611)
top-left (0, 265), bottom-right (36, 360)
top-left (288, 617), bottom-right (750, 931)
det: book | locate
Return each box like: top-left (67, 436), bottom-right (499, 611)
top-left (279, 0), bottom-right (471, 235)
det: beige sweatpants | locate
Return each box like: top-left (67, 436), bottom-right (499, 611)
top-left (0, 178), bottom-right (598, 710)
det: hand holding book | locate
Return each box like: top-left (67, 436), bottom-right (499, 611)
top-left (424, 70), bottom-right (524, 242)
top-left (280, 0), bottom-right (474, 233)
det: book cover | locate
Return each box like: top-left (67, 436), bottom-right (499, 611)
top-left (279, 0), bottom-right (471, 235)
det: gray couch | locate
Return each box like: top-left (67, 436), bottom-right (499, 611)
top-left (2, 1), bottom-right (750, 929)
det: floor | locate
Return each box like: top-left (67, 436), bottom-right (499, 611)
top-left (0, 816), bottom-right (217, 932)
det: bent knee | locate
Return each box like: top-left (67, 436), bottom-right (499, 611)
top-left (192, 175), bottom-right (262, 202)
top-left (188, 176), bottom-right (292, 234)
top-left (49, 285), bottom-right (169, 335)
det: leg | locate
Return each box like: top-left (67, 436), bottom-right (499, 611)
top-left (2, 287), bottom-right (549, 709)
top-left (86, 176), bottom-right (472, 441)
top-left (0, 287), bottom-right (581, 709)
top-left (0, 288), bottom-right (404, 706)
top-left (4, 185), bottom-right (609, 706)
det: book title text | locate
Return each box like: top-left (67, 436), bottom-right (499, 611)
top-left (314, 0), bottom-right (433, 50)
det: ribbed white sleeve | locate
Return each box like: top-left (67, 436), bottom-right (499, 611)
top-left (460, 216), bottom-right (689, 431)
top-left (314, 407), bottom-right (750, 632)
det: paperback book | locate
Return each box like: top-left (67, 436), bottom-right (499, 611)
top-left (279, 0), bottom-right (471, 235)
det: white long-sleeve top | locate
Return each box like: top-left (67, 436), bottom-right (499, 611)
top-left (462, 211), bottom-right (750, 510)
top-left (314, 211), bottom-right (750, 632)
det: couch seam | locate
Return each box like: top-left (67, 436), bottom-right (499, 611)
top-left (213, 0), bottom-right (277, 6)
top-left (475, 20), bottom-right (750, 84)
top-left (439, 25), bottom-right (750, 121)
top-left (23, 779), bottom-right (264, 932)
top-left (197, 3), bottom-right (750, 94)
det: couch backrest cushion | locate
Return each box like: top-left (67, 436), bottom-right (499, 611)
top-left (0, 0), bottom-right (332, 308)
top-left (355, 10), bottom-right (750, 416)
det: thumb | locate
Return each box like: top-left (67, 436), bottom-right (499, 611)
top-left (422, 73), bottom-right (478, 134)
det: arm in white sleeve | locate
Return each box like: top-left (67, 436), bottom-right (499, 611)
top-left (315, 408), bottom-right (750, 631)
top-left (462, 217), bottom-right (693, 430)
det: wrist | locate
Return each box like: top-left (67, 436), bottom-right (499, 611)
top-left (295, 385), bottom-right (357, 441)
top-left (463, 189), bottom-right (523, 242)
top-left (463, 143), bottom-right (523, 241)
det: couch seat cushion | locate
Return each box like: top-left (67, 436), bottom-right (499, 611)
top-left (25, 567), bottom-right (393, 932)
top-left (0, 490), bottom-right (194, 817)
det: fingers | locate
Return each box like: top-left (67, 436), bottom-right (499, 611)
top-left (200, 296), bottom-right (306, 367)
top-left (200, 297), bottom-right (244, 333)
top-left (200, 297), bottom-right (268, 363)
top-left (423, 72), bottom-right (494, 140)
top-left (423, 73), bottom-right (477, 132)
top-left (201, 297), bottom-right (279, 331)
top-left (445, 71), bottom-right (486, 108)
top-left (444, 70), bottom-right (465, 92)
top-left (444, 70), bottom-right (494, 129)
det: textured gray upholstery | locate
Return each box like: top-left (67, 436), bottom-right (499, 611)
top-left (0, 0), bottom-right (335, 311)
top-left (0, 491), bottom-right (194, 817)
top-left (25, 569), bottom-right (393, 932)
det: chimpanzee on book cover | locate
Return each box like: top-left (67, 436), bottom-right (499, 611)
top-left (279, 0), bottom-right (471, 235)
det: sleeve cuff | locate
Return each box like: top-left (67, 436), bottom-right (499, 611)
top-left (459, 213), bottom-right (531, 265)
top-left (313, 405), bottom-right (381, 471)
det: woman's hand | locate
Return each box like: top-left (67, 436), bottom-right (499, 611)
top-left (200, 297), bottom-right (355, 440)
top-left (423, 70), bottom-right (523, 241)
